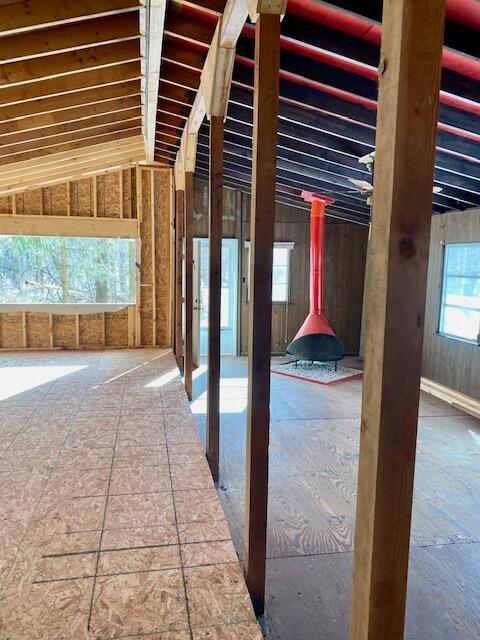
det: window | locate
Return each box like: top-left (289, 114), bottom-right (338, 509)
top-left (438, 242), bottom-right (480, 344)
top-left (0, 235), bottom-right (136, 306)
top-left (244, 241), bottom-right (293, 303)
top-left (272, 245), bottom-right (291, 302)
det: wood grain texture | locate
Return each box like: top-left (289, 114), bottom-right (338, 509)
top-left (184, 171), bottom-right (194, 399)
top-left (192, 356), bottom-right (480, 639)
top-left (244, 12), bottom-right (281, 615)
top-left (350, 1), bottom-right (446, 638)
top-left (174, 189), bottom-right (185, 369)
top-left (193, 178), bottom-right (368, 357)
top-left (206, 116), bottom-right (223, 482)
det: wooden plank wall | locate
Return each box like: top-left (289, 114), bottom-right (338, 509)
top-left (0, 166), bottom-right (173, 350)
top-left (193, 178), bottom-right (368, 355)
top-left (422, 208), bottom-right (480, 400)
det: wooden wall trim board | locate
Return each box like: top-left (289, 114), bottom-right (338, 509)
top-left (349, 1), bottom-right (445, 639)
top-left (420, 377), bottom-right (480, 419)
top-left (0, 164), bottom-right (173, 351)
top-left (0, 214), bottom-right (138, 238)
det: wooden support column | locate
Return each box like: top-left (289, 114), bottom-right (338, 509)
top-left (184, 171), bottom-right (194, 400)
top-left (206, 115), bottom-right (224, 482)
top-left (350, 1), bottom-right (445, 639)
top-left (174, 189), bottom-right (184, 371)
top-left (244, 12), bottom-right (281, 616)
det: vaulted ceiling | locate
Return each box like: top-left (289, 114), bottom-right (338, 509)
top-left (0, 0), bottom-right (145, 196)
top-left (154, 0), bottom-right (480, 224)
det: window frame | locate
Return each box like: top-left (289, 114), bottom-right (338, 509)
top-left (437, 241), bottom-right (480, 346)
top-left (0, 228), bottom-right (140, 313)
top-left (243, 241), bottom-right (294, 304)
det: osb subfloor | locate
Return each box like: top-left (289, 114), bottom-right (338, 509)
top-left (193, 356), bottom-right (480, 640)
top-left (0, 349), bottom-right (262, 640)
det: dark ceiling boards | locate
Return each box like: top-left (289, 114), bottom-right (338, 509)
top-left (155, 0), bottom-right (480, 224)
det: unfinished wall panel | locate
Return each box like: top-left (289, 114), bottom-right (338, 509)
top-left (25, 313), bottom-right (51, 349)
top-left (52, 315), bottom-right (77, 348)
top-left (105, 309), bottom-right (129, 347)
top-left (79, 314), bottom-right (105, 348)
top-left (139, 167), bottom-right (155, 346)
top-left (0, 313), bottom-right (23, 348)
top-left (0, 165), bottom-right (173, 351)
top-left (0, 195), bottom-right (12, 214)
top-left (154, 169), bottom-right (172, 347)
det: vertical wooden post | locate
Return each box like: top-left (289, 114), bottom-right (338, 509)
top-left (174, 189), bottom-right (184, 370)
top-left (184, 171), bottom-right (194, 400)
top-left (150, 170), bottom-right (157, 346)
top-left (206, 116), bottom-right (223, 482)
top-left (350, 1), bottom-right (445, 639)
top-left (244, 12), bottom-right (281, 616)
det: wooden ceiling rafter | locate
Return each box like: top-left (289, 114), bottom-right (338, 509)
top-left (0, 137), bottom-right (144, 180)
top-left (0, 13), bottom-right (140, 65)
top-left (0, 0), bottom-right (140, 37)
top-left (0, 136), bottom-right (144, 195)
top-left (0, 96), bottom-right (142, 137)
top-left (0, 0), bottom-right (151, 177)
top-left (0, 81), bottom-right (142, 124)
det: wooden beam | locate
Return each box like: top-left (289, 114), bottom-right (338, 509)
top-left (145, 0), bottom-right (167, 162)
top-left (0, 127), bottom-right (142, 165)
top-left (0, 13), bottom-right (139, 64)
top-left (0, 0), bottom-right (139, 36)
top-left (183, 171), bottom-right (194, 399)
top-left (0, 81), bottom-right (141, 124)
top-left (0, 61), bottom-right (140, 108)
top-left (0, 97), bottom-right (141, 137)
top-left (0, 110), bottom-right (141, 150)
top-left (349, 1), bottom-right (446, 639)
top-left (174, 189), bottom-right (185, 370)
top-left (243, 11), bottom-right (281, 616)
top-left (206, 115), bottom-right (223, 482)
top-left (0, 214), bottom-right (138, 238)
top-left (0, 41), bottom-right (140, 88)
top-left (0, 136), bottom-right (144, 181)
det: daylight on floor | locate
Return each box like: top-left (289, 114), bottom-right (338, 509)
top-left (0, 1), bottom-right (479, 639)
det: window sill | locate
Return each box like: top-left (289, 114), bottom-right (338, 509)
top-left (435, 331), bottom-right (479, 346)
top-left (0, 303), bottom-right (133, 315)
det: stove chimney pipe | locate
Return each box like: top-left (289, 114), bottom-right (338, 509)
top-left (286, 192), bottom-right (344, 363)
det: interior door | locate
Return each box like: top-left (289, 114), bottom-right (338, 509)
top-left (192, 239), bottom-right (201, 367)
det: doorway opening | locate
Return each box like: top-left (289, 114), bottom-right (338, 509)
top-left (193, 238), bottom-right (238, 363)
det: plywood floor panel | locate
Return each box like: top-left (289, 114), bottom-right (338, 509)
top-left (0, 349), bottom-right (260, 640)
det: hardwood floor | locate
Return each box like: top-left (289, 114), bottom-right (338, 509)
top-left (192, 356), bottom-right (480, 639)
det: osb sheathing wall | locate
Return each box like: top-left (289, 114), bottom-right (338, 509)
top-left (0, 166), bottom-right (173, 350)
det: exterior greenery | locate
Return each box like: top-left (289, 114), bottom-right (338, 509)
top-left (0, 235), bottom-right (136, 304)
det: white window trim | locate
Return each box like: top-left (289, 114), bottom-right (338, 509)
top-left (243, 241), bottom-right (294, 304)
top-left (0, 234), bottom-right (141, 311)
top-left (437, 241), bottom-right (480, 346)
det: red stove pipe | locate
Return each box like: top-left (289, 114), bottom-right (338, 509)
top-left (310, 197), bottom-right (327, 315)
top-left (286, 192), bottom-right (344, 361)
top-left (303, 191), bottom-right (336, 334)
